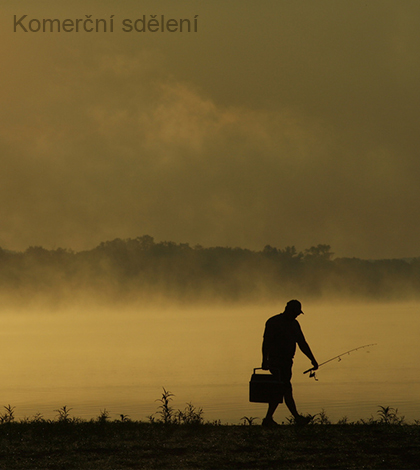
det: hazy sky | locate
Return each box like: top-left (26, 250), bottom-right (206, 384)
top-left (2, 0), bottom-right (420, 258)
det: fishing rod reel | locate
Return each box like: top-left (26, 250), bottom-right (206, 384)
top-left (308, 369), bottom-right (319, 381)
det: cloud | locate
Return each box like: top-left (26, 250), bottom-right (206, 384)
top-left (1, 1), bottom-right (420, 258)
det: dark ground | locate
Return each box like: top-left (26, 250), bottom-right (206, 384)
top-left (1, 420), bottom-right (419, 469)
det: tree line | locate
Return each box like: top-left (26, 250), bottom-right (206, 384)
top-left (1, 235), bottom-right (419, 302)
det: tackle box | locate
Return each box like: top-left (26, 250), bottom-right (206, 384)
top-left (249, 367), bottom-right (283, 403)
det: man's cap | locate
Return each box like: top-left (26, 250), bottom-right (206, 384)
top-left (286, 299), bottom-right (304, 314)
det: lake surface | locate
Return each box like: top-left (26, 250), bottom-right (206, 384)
top-left (1, 300), bottom-right (419, 424)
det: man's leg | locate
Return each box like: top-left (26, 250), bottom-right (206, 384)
top-left (284, 388), bottom-right (299, 419)
top-left (262, 368), bottom-right (283, 425)
top-left (281, 362), bottom-right (308, 423)
top-left (265, 401), bottom-right (280, 420)
top-left (284, 386), bottom-right (311, 425)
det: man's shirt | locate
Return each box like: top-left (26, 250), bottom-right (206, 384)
top-left (263, 313), bottom-right (306, 363)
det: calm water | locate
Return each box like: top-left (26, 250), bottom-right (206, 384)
top-left (1, 301), bottom-right (419, 424)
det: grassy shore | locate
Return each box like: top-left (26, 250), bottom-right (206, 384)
top-left (1, 395), bottom-right (419, 469)
top-left (1, 405), bottom-right (420, 470)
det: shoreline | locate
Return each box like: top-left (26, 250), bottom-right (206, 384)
top-left (1, 420), bottom-right (419, 469)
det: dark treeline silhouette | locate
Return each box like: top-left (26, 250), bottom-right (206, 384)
top-left (1, 235), bottom-right (420, 302)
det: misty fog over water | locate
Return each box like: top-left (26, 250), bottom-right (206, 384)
top-left (1, 299), bottom-right (419, 424)
top-left (1, 237), bottom-right (420, 423)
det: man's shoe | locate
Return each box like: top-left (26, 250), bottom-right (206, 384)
top-left (294, 415), bottom-right (312, 426)
top-left (262, 417), bottom-right (278, 427)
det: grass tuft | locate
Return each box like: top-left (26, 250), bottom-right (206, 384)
top-left (0, 405), bottom-right (15, 423)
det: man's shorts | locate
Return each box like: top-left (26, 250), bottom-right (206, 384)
top-left (270, 360), bottom-right (293, 393)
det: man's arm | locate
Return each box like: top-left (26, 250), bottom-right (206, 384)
top-left (261, 320), bottom-right (272, 370)
top-left (262, 338), bottom-right (269, 370)
top-left (296, 324), bottom-right (318, 369)
top-left (298, 339), bottom-right (318, 369)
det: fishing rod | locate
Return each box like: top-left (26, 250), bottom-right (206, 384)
top-left (304, 343), bottom-right (377, 379)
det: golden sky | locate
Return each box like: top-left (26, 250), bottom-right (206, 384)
top-left (2, 0), bottom-right (420, 258)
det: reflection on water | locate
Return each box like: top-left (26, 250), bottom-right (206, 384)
top-left (1, 301), bottom-right (419, 423)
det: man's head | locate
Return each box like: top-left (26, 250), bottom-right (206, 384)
top-left (284, 299), bottom-right (304, 318)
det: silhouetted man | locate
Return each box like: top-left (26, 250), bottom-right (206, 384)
top-left (261, 299), bottom-right (318, 426)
